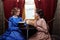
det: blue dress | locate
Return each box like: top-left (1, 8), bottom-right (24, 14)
top-left (1, 16), bottom-right (26, 40)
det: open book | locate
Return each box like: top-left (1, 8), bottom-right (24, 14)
top-left (18, 21), bottom-right (26, 29)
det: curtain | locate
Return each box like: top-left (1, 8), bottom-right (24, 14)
top-left (35, 0), bottom-right (57, 21)
top-left (3, 0), bottom-right (16, 19)
top-left (3, 0), bottom-right (25, 19)
top-left (34, 0), bottom-right (39, 8)
top-left (3, 0), bottom-right (16, 29)
top-left (18, 0), bottom-right (25, 17)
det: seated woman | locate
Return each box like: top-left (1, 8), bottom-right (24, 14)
top-left (28, 9), bottom-right (51, 40)
top-left (1, 7), bottom-right (26, 40)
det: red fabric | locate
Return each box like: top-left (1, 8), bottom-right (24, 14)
top-left (3, 0), bottom-right (24, 19)
top-left (3, 0), bottom-right (17, 29)
top-left (18, 0), bottom-right (25, 17)
top-left (3, 0), bottom-right (16, 19)
top-left (34, 0), bottom-right (39, 8)
top-left (34, 0), bottom-right (57, 21)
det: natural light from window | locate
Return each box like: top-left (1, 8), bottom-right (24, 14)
top-left (25, 0), bottom-right (35, 19)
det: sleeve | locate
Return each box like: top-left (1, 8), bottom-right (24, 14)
top-left (41, 19), bottom-right (48, 33)
top-left (9, 17), bottom-right (17, 26)
top-left (8, 18), bottom-right (13, 30)
top-left (19, 17), bottom-right (27, 27)
top-left (19, 17), bottom-right (23, 21)
top-left (8, 20), bottom-right (12, 29)
top-left (42, 19), bottom-right (48, 30)
top-left (8, 18), bottom-right (18, 30)
top-left (8, 17), bottom-right (13, 28)
top-left (35, 19), bottom-right (48, 33)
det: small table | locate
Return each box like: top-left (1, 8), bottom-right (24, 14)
top-left (18, 22), bottom-right (37, 40)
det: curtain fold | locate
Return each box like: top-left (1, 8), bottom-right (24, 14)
top-left (3, 0), bottom-right (17, 30)
top-left (34, 0), bottom-right (39, 8)
top-left (18, 0), bottom-right (25, 17)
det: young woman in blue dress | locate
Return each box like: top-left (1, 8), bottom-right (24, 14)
top-left (1, 7), bottom-right (26, 40)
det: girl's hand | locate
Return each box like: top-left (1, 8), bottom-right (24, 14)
top-left (24, 19), bottom-right (29, 24)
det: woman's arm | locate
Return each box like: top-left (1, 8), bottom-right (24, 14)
top-left (9, 17), bottom-right (18, 26)
top-left (36, 26), bottom-right (48, 33)
top-left (8, 17), bottom-right (18, 30)
top-left (35, 19), bottom-right (48, 33)
top-left (41, 19), bottom-right (48, 33)
top-left (26, 20), bottom-right (36, 26)
top-left (8, 20), bottom-right (18, 30)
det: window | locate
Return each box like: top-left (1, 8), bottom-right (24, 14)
top-left (25, 0), bottom-right (36, 19)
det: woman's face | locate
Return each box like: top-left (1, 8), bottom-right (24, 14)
top-left (16, 9), bottom-right (20, 16)
top-left (35, 13), bottom-right (40, 19)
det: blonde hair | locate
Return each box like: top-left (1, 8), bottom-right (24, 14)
top-left (11, 7), bottom-right (20, 15)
